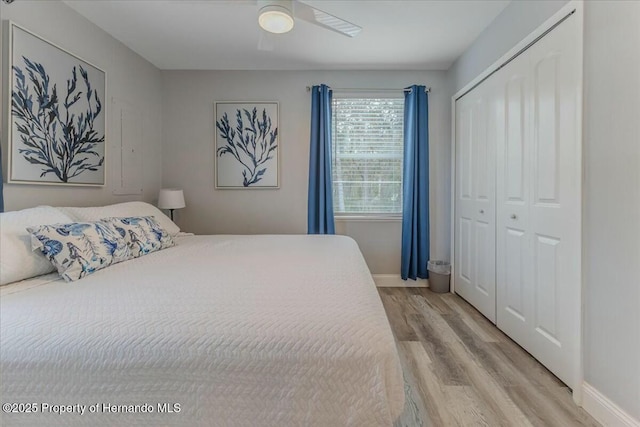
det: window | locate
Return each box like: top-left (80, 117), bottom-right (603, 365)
top-left (331, 97), bottom-right (404, 215)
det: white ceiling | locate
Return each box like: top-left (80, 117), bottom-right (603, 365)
top-left (63, 0), bottom-right (510, 71)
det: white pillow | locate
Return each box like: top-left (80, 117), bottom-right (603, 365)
top-left (0, 206), bottom-right (75, 286)
top-left (60, 202), bottom-right (180, 236)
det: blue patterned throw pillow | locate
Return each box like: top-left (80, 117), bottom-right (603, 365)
top-left (27, 221), bottom-right (132, 282)
top-left (102, 216), bottom-right (175, 258)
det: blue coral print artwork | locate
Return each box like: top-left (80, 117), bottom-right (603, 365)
top-left (9, 24), bottom-right (106, 186)
top-left (215, 102), bottom-right (279, 188)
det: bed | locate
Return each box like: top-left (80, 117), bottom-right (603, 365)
top-left (0, 204), bottom-right (404, 427)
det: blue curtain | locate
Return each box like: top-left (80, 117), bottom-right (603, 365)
top-left (0, 146), bottom-right (4, 213)
top-left (307, 84), bottom-right (335, 234)
top-left (401, 85), bottom-right (429, 280)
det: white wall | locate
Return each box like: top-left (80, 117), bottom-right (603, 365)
top-left (161, 70), bottom-right (450, 274)
top-left (0, 0), bottom-right (163, 211)
top-left (449, 0), bottom-right (640, 420)
top-left (582, 1), bottom-right (640, 420)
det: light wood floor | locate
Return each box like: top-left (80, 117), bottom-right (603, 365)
top-left (378, 287), bottom-right (600, 427)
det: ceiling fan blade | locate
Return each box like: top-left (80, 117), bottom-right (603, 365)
top-left (294, 1), bottom-right (362, 38)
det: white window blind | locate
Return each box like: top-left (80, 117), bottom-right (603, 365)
top-left (332, 97), bottom-right (404, 214)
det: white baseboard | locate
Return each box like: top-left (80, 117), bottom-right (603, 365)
top-left (372, 274), bottom-right (428, 288)
top-left (582, 382), bottom-right (640, 427)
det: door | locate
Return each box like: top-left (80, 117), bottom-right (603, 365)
top-left (454, 78), bottom-right (497, 323)
top-left (495, 14), bottom-right (581, 386)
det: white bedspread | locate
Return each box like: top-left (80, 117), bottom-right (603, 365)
top-left (0, 235), bottom-right (404, 426)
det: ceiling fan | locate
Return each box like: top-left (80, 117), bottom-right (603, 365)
top-left (257, 0), bottom-right (362, 38)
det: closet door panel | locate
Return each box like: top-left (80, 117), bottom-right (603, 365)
top-left (533, 55), bottom-right (561, 205)
top-left (459, 217), bottom-right (473, 286)
top-left (526, 16), bottom-right (581, 386)
top-left (534, 234), bottom-right (561, 345)
top-left (474, 221), bottom-right (491, 297)
top-left (459, 106), bottom-right (474, 201)
top-left (504, 227), bottom-right (527, 322)
top-left (495, 13), bottom-right (581, 386)
top-left (455, 102), bottom-right (475, 298)
top-left (505, 75), bottom-right (527, 204)
top-left (454, 83), bottom-right (497, 323)
top-left (496, 55), bottom-right (533, 349)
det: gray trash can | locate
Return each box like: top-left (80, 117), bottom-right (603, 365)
top-left (427, 260), bottom-right (451, 293)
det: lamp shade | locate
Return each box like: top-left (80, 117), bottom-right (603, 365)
top-left (258, 1), bottom-right (294, 34)
top-left (158, 189), bottom-right (185, 210)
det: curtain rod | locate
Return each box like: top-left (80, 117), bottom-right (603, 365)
top-left (455, 8), bottom-right (576, 101)
top-left (306, 86), bottom-right (430, 93)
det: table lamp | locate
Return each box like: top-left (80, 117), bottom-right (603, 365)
top-left (158, 188), bottom-right (185, 221)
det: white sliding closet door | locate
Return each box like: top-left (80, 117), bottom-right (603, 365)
top-left (454, 8), bottom-right (581, 388)
top-left (454, 78), bottom-right (497, 323)
top-left (495, 15), bottom-right (581, 386)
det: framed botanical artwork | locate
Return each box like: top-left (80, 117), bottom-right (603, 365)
top-left (7, 22), bottom-right (106, 186)
top-left (215, 102), bottom-right (279, 189)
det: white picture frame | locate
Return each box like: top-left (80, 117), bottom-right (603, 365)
top-left (7, 22), bottom-right (107, 186)
top-left (215, 101), bottom-right (279, 189)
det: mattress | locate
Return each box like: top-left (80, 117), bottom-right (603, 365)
top-left (0, 235), bottom-right (404, 426)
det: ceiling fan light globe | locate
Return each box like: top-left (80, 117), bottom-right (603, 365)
top-left (259, 5), bottom-right (294, 34)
